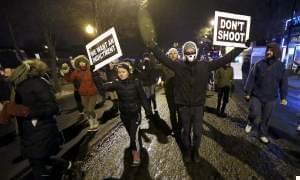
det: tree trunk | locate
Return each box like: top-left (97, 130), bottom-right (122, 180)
top-left (44, 31), bottom-right (60, 92)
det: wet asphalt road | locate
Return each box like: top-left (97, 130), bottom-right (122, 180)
top-left (80, 91), bottom-right (300, 180)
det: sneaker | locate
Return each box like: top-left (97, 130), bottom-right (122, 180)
top-left (87, 127), bottom-right (98, 132)
top-left (131, 151), bottom-right (141, 167)
top-left (245, 124), bottom-right (253, 133)
top-left (131, 160), bottom-right (141, 167)
top-left (260, 136), bottom-right (269, 144)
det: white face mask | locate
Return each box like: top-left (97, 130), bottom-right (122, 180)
top-left (185, 54), bottom-right (197, 62)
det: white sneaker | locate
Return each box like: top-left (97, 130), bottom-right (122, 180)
top-left (245, 124), bottom-right (252, 133)
top-left (297, 125), bottom-right (300, 131)
top-left (260, 136), bottom-right (269, 144)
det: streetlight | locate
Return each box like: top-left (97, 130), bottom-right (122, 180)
top-left (85, 24), bottom-right (96, 35)
top-left (209, 19), bottom-right (215, 27)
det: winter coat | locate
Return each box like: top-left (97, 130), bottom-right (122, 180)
top-left (215, 66), bottom-right (233, 88)
top-left (244, 58), bottom-right (287, 102)
top-left (152, 46), bottom-right (243, 106)
top-left (65, 56), bottom-right (97, 96)
top-left (93, 75), bottom-right (152, 116)
top-left (137, 60), bottom-right (159, 86)
top-left (11, 60), bottom-right (61, 159)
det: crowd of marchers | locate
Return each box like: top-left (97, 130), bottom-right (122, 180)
top-left (0, 38), bottom-right (289, 179)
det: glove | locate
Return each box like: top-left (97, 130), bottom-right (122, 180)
top-left (138, 8), bottom-right (157, 48)
top-left (60, 63), bottom-right (70, 75)
top-left (146, 113), bottom-right (153, 120)
top-left (244, 95), bottom-right (250, 102)
top-left (245, 39), bottom-right (251, 48)
top-left (280, 99), bottom-right (288, 106)
top-left (6, 102), bottom-right (31, 117)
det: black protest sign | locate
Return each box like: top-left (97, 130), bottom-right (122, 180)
top-left (213, 11), bottom-right (251, 48)
top-left (86, 27), bottom-right (122, 71)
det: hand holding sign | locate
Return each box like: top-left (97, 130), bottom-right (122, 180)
top-left (213, 11), bottom-right (251, 48)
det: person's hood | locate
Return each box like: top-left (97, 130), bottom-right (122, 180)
top-left (266, 42), bottom-right (282, 60)
top-left (9, 59), bottom-right (48, 85)
top-left (73, 55), bottom-right (90, 70)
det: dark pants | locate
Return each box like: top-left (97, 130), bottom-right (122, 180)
top-left (121, 112), bottom-right (142, 151)
top-left (179, 106), bottom-right (204, 152)
top-left (74, 90), bottom-right (83, 113)
top-left (29, 157), bottom-right (69, 180)
top-left (165, 80), bottom-right (181, 132)
top-left (149, 95), bottom-right (157, 111)
top-left (248, 97), bottom-right (276, 136)
top-left (217, 86), bottom-right (230, 113)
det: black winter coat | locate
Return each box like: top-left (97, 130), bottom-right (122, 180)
top-left (93, 76), bottom-right (152, 116)
top-left (152, 46), bottom-right (243, 106)
top-left (137, 61), bottom-right (159, 86)
top-left (15, 76), bottom-right (60, 159)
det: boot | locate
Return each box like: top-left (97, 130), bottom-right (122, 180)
top-left (183, 149), bottom-right (192, 163)
top-left (193, 149), bottom-right (200, 163)
top-left (220, 103), bottom-right (227, 117)
top-left (131, 150), bottom-right (141, 167)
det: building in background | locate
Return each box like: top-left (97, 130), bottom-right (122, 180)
top-left (281, 14), bottom-right (300, 70)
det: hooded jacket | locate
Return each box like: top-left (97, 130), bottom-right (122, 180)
top-left (152, 45), bottom-right (243, 106)
top-left (244, 43), bottom-right (287, 102)
top-left (65, 55), bottom-right (97, 96)
top-left (9, 60), bottom-right (61, 158)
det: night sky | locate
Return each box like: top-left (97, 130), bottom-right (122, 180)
top-left (0, 0), bottom-right (299, 57)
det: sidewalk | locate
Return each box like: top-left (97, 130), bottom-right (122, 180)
top-left (233, 80), bottom-right (300, 145)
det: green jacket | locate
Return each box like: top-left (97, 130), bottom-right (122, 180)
top-left (215, 66), bottom-right (233, 88)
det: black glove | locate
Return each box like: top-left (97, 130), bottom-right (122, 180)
top-left (146, 113), bottom-right (153, 120)
top-left (245, 39), bottom-right (251, 48)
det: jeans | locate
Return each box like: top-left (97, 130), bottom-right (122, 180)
top-left (248, 97), bottom-right (276, 136)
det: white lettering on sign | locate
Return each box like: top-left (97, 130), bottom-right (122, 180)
top-left (213, 11), bottom-right (251, 48)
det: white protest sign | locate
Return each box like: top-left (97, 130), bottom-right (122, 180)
top-left (86, 27), bottom-right (123, 71)
top-left (213, 11), bottom-right (251, 48)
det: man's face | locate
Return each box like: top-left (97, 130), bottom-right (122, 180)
top-left (184, 48), bottom-right (197, 62)
top-left (117, 67), bottom-right (129, 80)
top-left (168, 49), bottom-right (179, 61)
top-left (266, 48), bottom-right (274, 59)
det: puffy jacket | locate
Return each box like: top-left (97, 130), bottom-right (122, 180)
top-left (152, 45), bottom-right (243, 106)
top-left (64, 55), bottom-right (97, 96)
top-left (65, 70), bottom-right (97, 96)
top-left (93, 75), bottom-right (152, 116)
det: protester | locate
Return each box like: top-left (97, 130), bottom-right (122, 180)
top-left (9, 59), bottom-right (71, 179)
top-left (61, 55), bottom-right (99, 132)
top-left (60, 59), bottom-right (84, 117)
top-left (142, 27), bottom-right (243, 162)
top-left (137, 53), bottom-right (159, 112)
top-left (215, 63), bottom-right (234, 117)
top-left (92, 63), bottom-right (153, 167)
top-left (244, 42), bottom-right (288, 144)
top-left (161, 48), bottom-right (181, 136)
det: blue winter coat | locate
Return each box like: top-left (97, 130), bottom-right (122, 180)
top-left (244, 58), bottom-right (288, 102)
